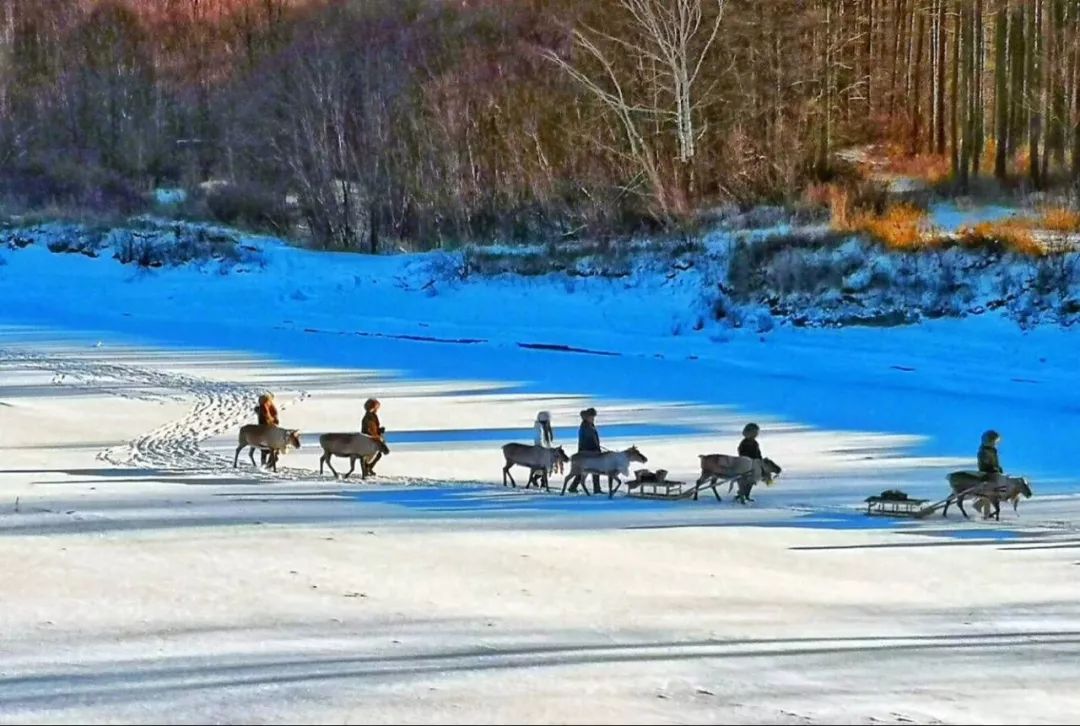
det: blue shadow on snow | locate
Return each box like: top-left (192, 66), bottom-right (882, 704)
top-left (345, 487), bottom-right (1026, 541)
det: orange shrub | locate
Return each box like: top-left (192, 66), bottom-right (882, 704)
top-left (848, 203), bottom-right (935, 250)
top-left (873, 142), bottom-right (952, 184)
top-left (958, 221), bottom-right (1045, 257)
top-left (884, 153), bottom-right (952, 184)
top-left (1037, 207), bottom-right (1080, 233)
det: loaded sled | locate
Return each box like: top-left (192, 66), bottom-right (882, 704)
top-left (625, 469), bottom-right (724, 502)
top-left (864, 490), bottom-right (930, 517)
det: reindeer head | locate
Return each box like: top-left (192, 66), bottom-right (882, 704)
top-left (287, 430), bottom-right (302, 450)
top-left (554, 446), bottom-right (570, 466)
top-left (763, 457), bottom-right (783, 485)
top-left (627, 446), bottom-right (648, 464)
top-left (1016, 477), bottom-right (1032, 498)
top-left (378, 440), bottom-right (390, 455)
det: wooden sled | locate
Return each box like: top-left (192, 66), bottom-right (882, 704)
top-left (625, 469), bottom-right (724, 502)
top-left (865, 495), bottom-right (930, 518)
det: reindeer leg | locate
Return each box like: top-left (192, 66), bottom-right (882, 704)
top-left (324, 454), bottom-right (339, 479)
top-left (542, 469), bottom-right (550, 491)
top-left (502, 463), bottom-right (512, 487)
top-left (344, 456), bottom-right (356, 479)
top-left (608, 474), bottom-right (620, 499)
top-left (234, 444), bottom-right (243, 468)
top-left (248, 447), bottom-right (257, 468)
top-left (957, 495), bottom-right (969, 519)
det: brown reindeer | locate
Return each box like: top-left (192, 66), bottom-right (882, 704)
top-left (234, 425), bottom-right (301, 472)
top-left (501, 443), bottom-right (571, 490)
top-left (562, 446), bottom-right (648, 497)
top-left (942, 471), bottom-right (1033, 520)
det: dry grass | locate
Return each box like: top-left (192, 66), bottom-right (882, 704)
top-left (1037, 207), bottom-right (1080, 233)
top-left (876, 143), bottom-right (952, 183)
top-left (958, 221), bottom-right (1045, 257)
top-left (844, 203), bottom-right (936, 250)
top-left (837, 204), bottom-right (1054, 257)
top-left (884, 154), bottom-right (952, 184)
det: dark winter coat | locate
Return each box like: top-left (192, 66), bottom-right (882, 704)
top-left (362, 411), bottom-right (384, 441)
top-left (978, 444), bottom-right (1002, 474)
top-left (577, 421), bottom-right (601, 453)
top-left (738, 437), bottom-right (762, 461)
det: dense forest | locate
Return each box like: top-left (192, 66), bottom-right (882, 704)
top-left (1, 0), bottom-right (1079, 250)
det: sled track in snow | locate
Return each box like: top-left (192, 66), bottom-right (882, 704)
top-left (0, 348), bottom-right (310, 479)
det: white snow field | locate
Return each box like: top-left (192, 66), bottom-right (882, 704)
top-left (2, 234), bottom-right (1080, 724)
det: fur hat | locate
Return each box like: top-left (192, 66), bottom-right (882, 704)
top-left (536, 411), bottom-right (551, 423)
top-left (364, 398), bottom-right (380, 412)
top-left (580, 407), bottom-right (597, 419)
top-left (743, 422), bottom-right (760, 436)
top-left (258, 393), bottom-right (274, 404)
top-left (981, 429), bottom-right (1000, 445)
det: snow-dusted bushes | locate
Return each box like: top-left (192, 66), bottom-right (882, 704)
top-left (721, 231), bottom-right (1080, 328)
top-left (457, 237), bottom-right (705, 279)
top-left (1, 220), bottom-right (264, 270)
top-left (430, 225), bottom-right (1080, 330)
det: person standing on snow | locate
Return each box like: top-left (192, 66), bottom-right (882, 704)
top-left (736, 422), bottom-right (765, 503)
top-left (361, 398), bottom-right (386, 475)
top-left (255, 393), bottom-right (279, 466)
top-left (534, 410), bottom-right (555, 449)
top-left (569, 407), bottom-right (602, 494)
top-left (529, 410), bottom-right (559, 487)
top-left (256, 393), bottom-right (279, 427)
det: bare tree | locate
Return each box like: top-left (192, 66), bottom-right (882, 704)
top-left (543, 0), bottom-right (726, 217)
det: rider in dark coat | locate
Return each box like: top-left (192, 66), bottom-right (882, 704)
top-left (736, 423), bottom-right (764, 503)
top-left (978, 429), bottom-right (1003, 475)
top-left (570, 407), bottom-right (602, 494)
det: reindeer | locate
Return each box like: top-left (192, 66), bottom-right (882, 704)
top-left (234, 425), bottom-right (301, 472)
top-left (501, 444), bottom-right (570, 490)
top-left (942, 471), bottom-right (1033, 520)
top-left (562, 446), bottom-right (648, 497)
top-left (696, 454), bottom-right (782, 502)
top-left (319, 433), bottom-right (390, 479)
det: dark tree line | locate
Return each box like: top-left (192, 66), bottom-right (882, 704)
top-left (1, 0), bottom-right (1078, 250)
